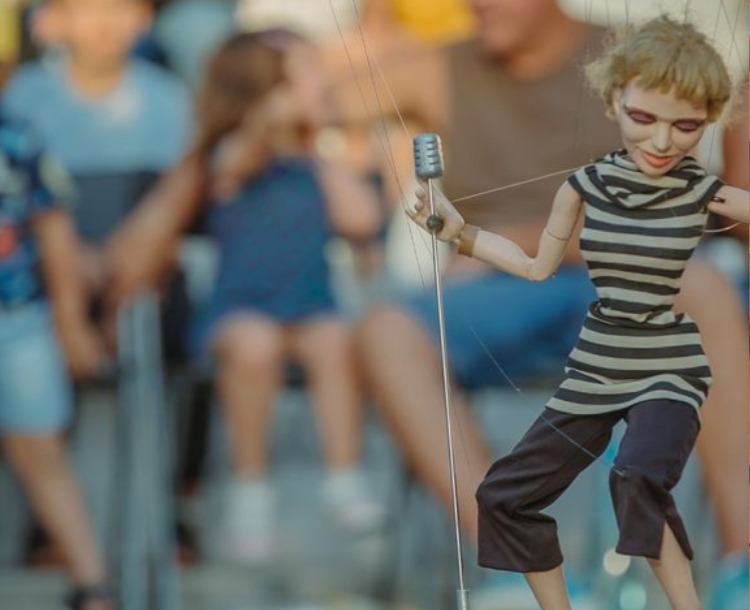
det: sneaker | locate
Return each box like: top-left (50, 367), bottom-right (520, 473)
top-left (709, 553), bottom-right (749, 610)
top-left (320, 468), bottom-right (386, 533)
top-left (221, 477), bottom-right (276, 564)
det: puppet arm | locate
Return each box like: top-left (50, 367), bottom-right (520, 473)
top-left (707, 185), bottom-right (749, 224)
top-left (460, 181), bottom-right (583, 281)
top-left (406, 180), bottom-right (583, 281)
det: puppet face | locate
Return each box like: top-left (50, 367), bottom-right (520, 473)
top-left (611, 79), bottom-right (708, 178)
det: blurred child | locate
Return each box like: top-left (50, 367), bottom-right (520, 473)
top-left (191, 30), bottom-right (385, 563)
top-left (0, 104), bottom-right (113, 609)
top-left (1, 0), bottom-right (194, 563)
top-left (2, 0), bottom-right (191, 296)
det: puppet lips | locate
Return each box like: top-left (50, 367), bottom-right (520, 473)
top-left (640, 150), bottom-right (676, 168)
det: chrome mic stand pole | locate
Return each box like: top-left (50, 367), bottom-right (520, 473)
top-left (413, 133), bottom-right (470, 610)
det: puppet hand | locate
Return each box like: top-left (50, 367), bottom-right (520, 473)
top-left (406, 184), bottom-right (464, 242)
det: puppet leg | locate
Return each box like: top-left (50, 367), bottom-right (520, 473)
top-left (476, 407), bottom-right (619, 572)
top-left (610, 400), bottom-right (701, 610)
top-left (610, 400), bottom-right (699, 560)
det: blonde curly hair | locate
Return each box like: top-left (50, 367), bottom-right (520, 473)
top-left (586, 16), bottom-right (731, 122)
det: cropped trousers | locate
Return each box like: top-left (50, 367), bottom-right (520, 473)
top-left (476, 400), bottom-right (700, 572)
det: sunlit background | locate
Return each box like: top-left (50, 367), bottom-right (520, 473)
top-left (0, 1), bottom-right (746, 610)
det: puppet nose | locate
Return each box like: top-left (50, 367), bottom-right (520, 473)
top-left (652, 124), bottom-right (672, 152)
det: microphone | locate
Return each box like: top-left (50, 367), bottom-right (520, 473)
top-left (413, 133), bottom-right (444, 180)
top-left (413, 133), bottom-right (445, 233)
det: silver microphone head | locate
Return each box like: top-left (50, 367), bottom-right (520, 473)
top-left (413, 133), bottom-right (444, 180)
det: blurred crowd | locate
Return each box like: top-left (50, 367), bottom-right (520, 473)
top-left (0, 1), bottom-right (747, 610)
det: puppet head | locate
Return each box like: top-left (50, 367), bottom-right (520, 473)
top-left (587, 16), bottom-right (731, 176)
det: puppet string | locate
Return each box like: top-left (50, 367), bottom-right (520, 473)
top-left (326, 0), bottom-right (639, 473)
top-left (327, 0), bottom-right (744, 474)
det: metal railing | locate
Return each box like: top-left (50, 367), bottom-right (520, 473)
top-left (116, 293), bottom-right (183, 610)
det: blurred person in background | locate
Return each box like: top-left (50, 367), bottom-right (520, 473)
top-left (120, 29), bottom-right (385, 564)
top-left (1, 0), bottom-right (194, 563)
top-left (713, 76), bottom-right (749, 303)
top-left (0, 102), bottom-right (113, 609)
top-left (704, 69), bottom-right (749, 610)
top-left (1, 0), bottom-right (191, 324)
top-left (317, 0), bottom-right (445, 288)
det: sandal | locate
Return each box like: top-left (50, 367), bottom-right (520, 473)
top-left (64, 583), bottom-right (117, 610)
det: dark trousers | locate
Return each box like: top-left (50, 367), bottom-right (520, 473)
top-left (476, 400), bottom-right (700, 572)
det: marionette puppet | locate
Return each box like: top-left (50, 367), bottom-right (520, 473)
top-left (408, 15), bottom-right (748, 610)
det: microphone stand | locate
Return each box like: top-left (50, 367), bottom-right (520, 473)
top-left (414, 133), bottom-right (470, 610)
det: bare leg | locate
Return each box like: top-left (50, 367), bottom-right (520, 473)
top-left (525, 567), bottom-right (573, 610)
top-left (290, 317), bottom-right (362, 470)
top-left (213, 314), bottom-right (285, 477)
top-left (677, 261), bottom-right (749, 554)
top-left (356, 304), bottom-right (492, 544)
top-left (647, 524), bottom-right (702, 610)
top-left (2, 435), bottom-right (110, 607)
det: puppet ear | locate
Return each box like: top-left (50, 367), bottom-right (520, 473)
top-left (605, 89), bottom-right (622, 120)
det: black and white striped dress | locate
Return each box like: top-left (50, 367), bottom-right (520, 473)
top-left (547, 150), bottom-right (723, 415)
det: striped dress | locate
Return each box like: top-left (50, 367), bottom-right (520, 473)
top-left (547, 150), bottom-right (723, 415)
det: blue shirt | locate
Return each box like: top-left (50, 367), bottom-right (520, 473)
top-left (2, 56), bottom-right (192, 174)
top-left (206, 157), bottom-right (336, 325)
top-left (0, 107), bottom-right (71, 305)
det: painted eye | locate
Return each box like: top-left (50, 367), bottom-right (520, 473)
top-left (674, 121), bottom-right (705, 133)
top-left (627, 111), bottom-right (654, 125)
